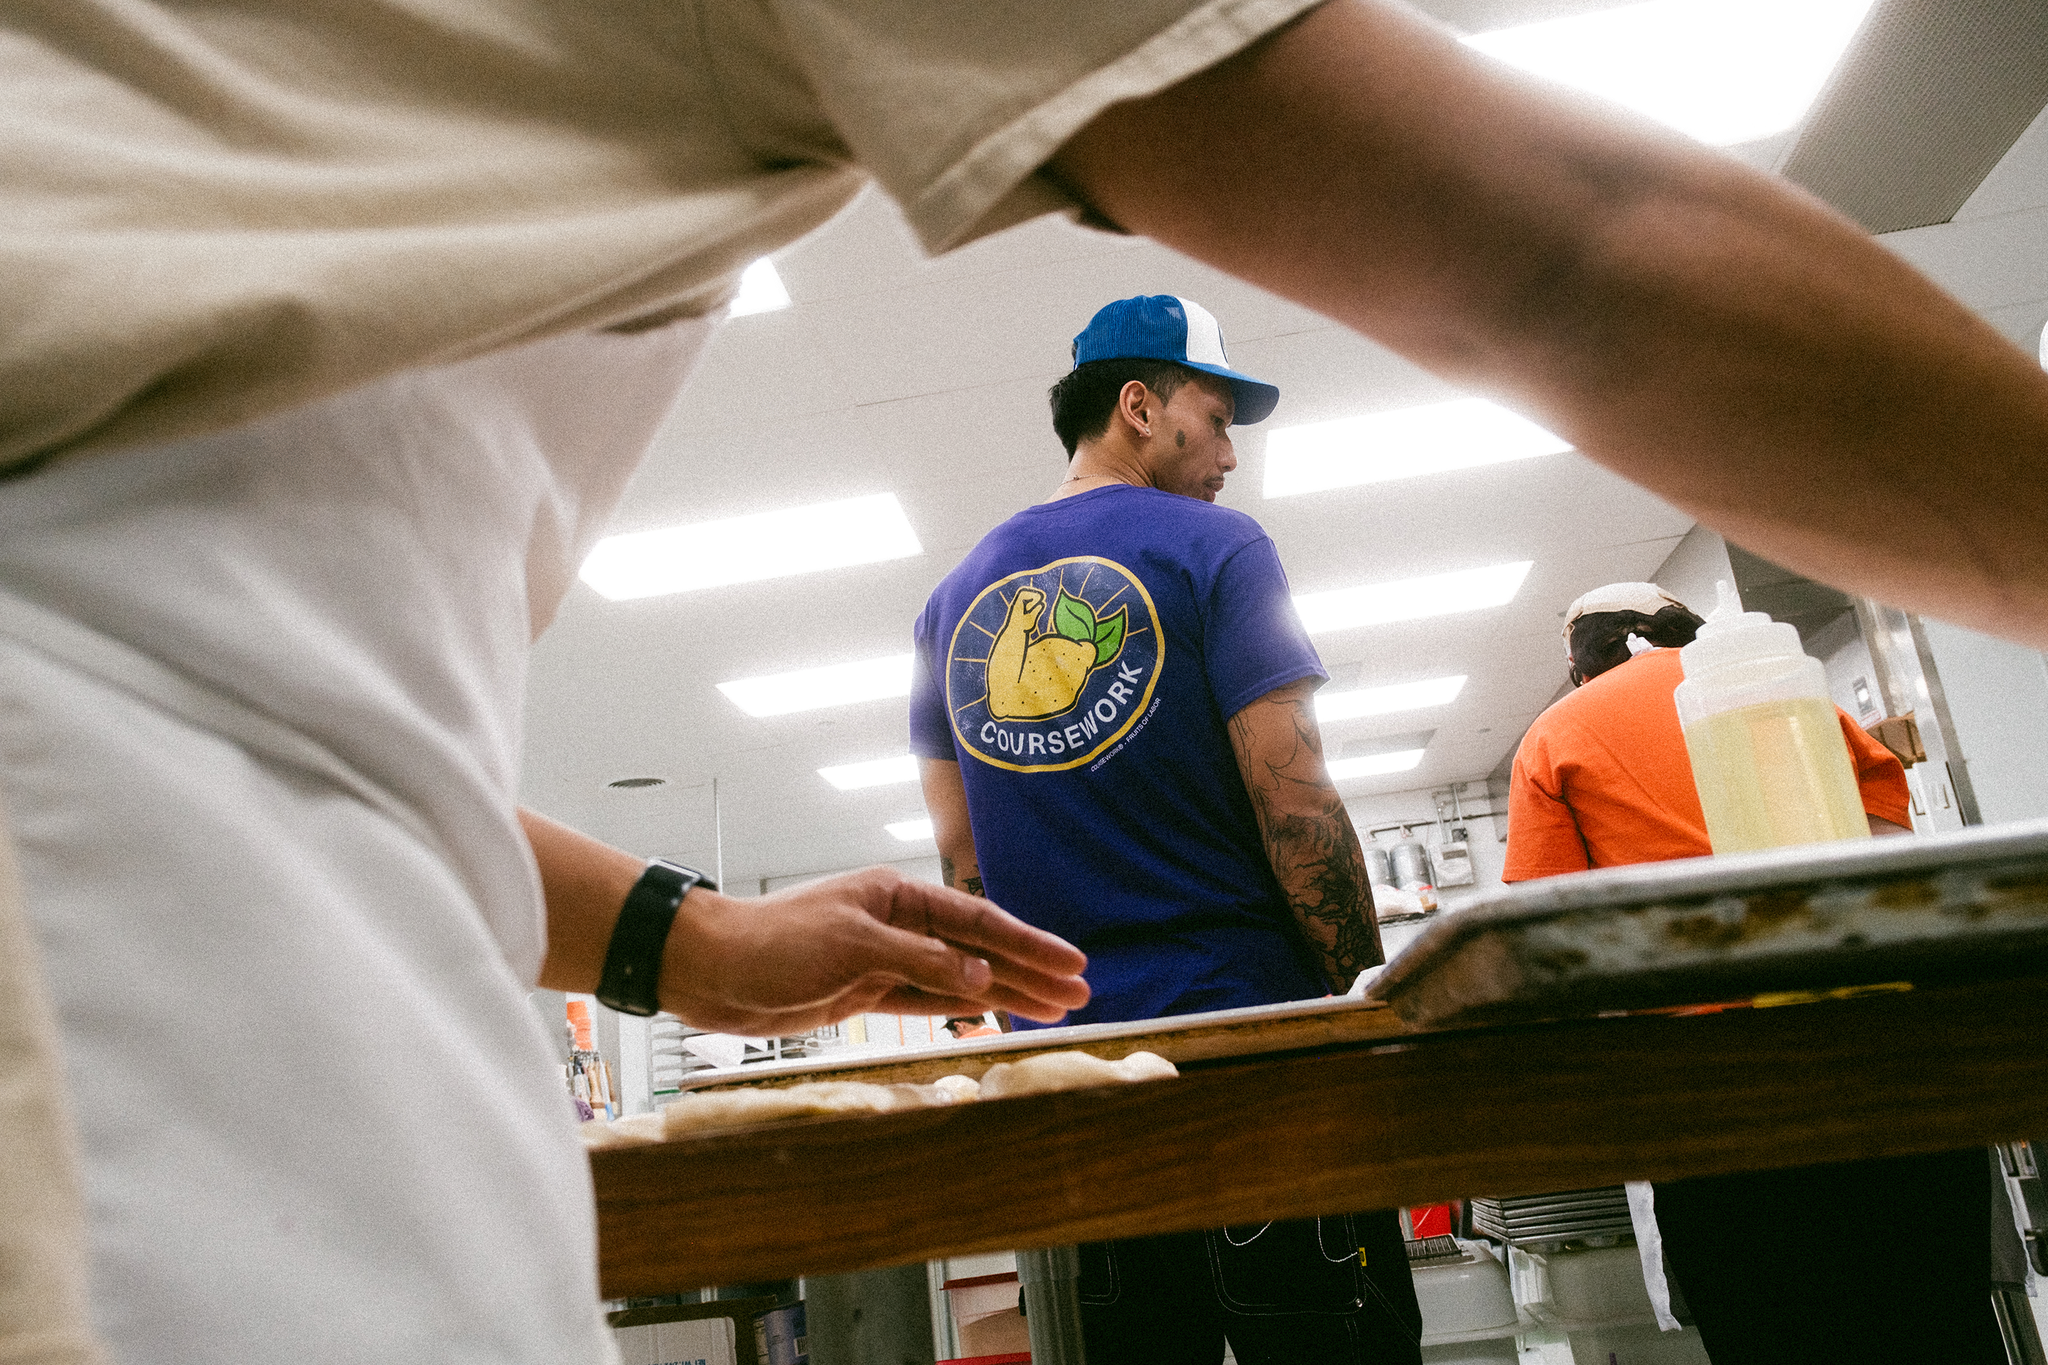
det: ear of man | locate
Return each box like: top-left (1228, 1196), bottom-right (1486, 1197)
top-left (1117, 379), bottom-right (1155, 438)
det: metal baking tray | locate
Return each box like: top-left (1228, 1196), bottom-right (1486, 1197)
top-left (662, 991), bottom-right (1407, 1092)
top-left (1368, 819), bottom-right (2048, 1028)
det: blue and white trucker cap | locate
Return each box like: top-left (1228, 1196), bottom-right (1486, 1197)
top-left (1071, 294), bottom-right (1280, 426)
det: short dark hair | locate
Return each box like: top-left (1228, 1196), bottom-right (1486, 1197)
top-left (1047, 359), bottom-right (1195, 457)
top-left (1568, 604), bottom-right (1706, 686)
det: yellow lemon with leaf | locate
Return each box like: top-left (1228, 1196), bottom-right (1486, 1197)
top-left (987, 585), bottom-right (1128, 721)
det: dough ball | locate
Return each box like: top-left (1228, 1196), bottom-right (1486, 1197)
top-left (881, 1082), bottom-right (959, 1110)
top-left (978, 1049), bottom-right (1178, 1100)
top-left (932, 1074), bottom-right (982, 1102)
top-left (661, 1080), bottom-right (895, 1138)
top-left (1110, 1050), bottom-right (1178, 1083)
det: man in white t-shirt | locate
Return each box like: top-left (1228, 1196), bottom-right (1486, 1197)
top-left (6, 3), bottom-right (2048, 1362)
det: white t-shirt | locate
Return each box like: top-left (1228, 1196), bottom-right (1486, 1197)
top-left (0, 320), bottom-right (709, 1364)
top-left (0, 2), bottom-right (1328, 1355)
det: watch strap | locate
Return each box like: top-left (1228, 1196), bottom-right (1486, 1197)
top-left (595, 858), bottom-right (715, 1017)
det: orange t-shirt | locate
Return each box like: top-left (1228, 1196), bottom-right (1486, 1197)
top-left (1503, 649), bottom-right (1912, 881)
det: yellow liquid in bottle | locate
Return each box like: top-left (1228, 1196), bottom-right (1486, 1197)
top-left (1681, 695), bottom-right (1871, 854)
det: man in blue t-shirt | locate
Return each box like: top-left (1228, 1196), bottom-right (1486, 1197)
top-left (910, 295), bottom-right (1421, 1365)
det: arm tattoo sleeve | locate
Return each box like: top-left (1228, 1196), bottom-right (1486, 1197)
top-left (1229, 687), bottom-right (1383, 991)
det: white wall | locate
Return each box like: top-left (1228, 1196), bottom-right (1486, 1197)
top-left (1920, 619), bottom-right (2048, 825)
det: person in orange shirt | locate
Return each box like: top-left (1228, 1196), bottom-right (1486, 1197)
top-left (1502, 583), bottom-right (2000, 1365)
top-left (1505, 582), bottom-right (1911, 880)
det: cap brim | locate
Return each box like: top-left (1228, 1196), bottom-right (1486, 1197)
top-left (1183, 361), bottom-right (1279, 426)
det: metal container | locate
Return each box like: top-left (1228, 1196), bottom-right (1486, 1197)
top-left (1432, 840), bottom-right (1477, 888)
top-left (1365, 845), bottom-right (1394, 887)
top-left (1391, 838), bottom-right (1434, 891)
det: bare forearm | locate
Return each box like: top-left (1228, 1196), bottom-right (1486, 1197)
top-left (939, 854), bottom-right (984, 898)
top-left (520, 805), bottom-right (1089, 1031)
top-left (921, 758), bottom-right (985, 897)
top-left (1051, 0), bottom-right (2048, 645)
top-left (522, 807), bottom-right (646, 995)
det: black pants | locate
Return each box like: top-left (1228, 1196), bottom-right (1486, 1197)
top-left (1654, 1147), bottom-right (2006, 1364)
top-left (1077, 1211), bottom-right (1423, 1365)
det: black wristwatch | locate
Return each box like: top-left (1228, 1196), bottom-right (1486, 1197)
top-left (595, 858), bottom-right (717, 1017)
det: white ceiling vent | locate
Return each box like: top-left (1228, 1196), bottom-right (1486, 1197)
top-left (1779, 0), bottom-right (2048, 231)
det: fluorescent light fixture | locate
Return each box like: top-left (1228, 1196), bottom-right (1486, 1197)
top-left (1327, 749), bottom-right (1427, 781)
top-left (581, 493), bottom-right (921, 602)
top-left (1265, 399), bottom-right (1569, 498)
top-left (728, 257), bottom-right (791, 317)
top-left (1465, 0), bottom-right (1874, 147)
top-left (885, 818), bottom-right (935, 842)
top-left (1295, 562), bottom-right (1533, 635)
top-left (1317, 675), bottom-right (1468, 723)
top-left (717, 653), bottom-right (914, 717)
top-left (819, 755), bottom-right (920, 791)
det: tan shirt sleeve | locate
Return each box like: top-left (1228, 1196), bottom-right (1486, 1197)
top-left (0, 796), bottom-right (107, 1365)
top-left (740, 0), bottom-right (1329, 252)
top-left (1, 0), bottom-right (1322, 470)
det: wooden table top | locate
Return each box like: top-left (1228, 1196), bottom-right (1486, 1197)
top-left (592, 968), bottom-right (2048, 1297)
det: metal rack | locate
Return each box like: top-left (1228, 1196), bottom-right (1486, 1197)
top-left (649, 1016), bottom-right (831, 1095)
top-left (1467, 1189), bottom-right (1635, 1252)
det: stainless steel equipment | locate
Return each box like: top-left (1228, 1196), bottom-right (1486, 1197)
top-left (1467, 1189), bottom-right (1635, 1252)
top-left (1391, 833), bottom-right (1433, 891)
top-left (1365, 845), bottom-right (1394, 887)
top-left (1431, 839), bottom-right (1478, 887)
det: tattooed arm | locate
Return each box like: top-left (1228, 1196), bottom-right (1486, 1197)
top-left (1227, 678), bottom-right (1383, 992)
top-left (919, 758), bottom-right (985, 897)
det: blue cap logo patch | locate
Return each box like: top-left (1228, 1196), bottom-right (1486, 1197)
top-left (946, 557), bottom-right (1164, 772)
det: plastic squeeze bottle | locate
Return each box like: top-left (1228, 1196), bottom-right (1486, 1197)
top-left (1674, 581), bottom-right (1870, 853)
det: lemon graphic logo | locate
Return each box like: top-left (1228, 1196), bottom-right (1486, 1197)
top-left (948, 557), bottom-right (1163, 772)
top-left (987, 585), bottom-right (1127, 720)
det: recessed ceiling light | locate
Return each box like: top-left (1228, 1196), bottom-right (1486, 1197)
top-left (819, 755), bottom-right (920, 790)
top-left (728, 257), bottom-right (791, 318)
top-left (1465, 0), bottom-right (1874, 147)
top-left (885, 818), bottom-right (935, 842)
top-left (1327, 749), bottom-right (1427, 781)
top-left (604, 776), bottom-right (668, 790)
top-left (1264, 399), bottom-right (1569, 498)
top-left (1316, 675), bottom-right (1468, 723)
top-left (580, 493), bottom-right (922, 602)
top-left (717, 653), bottom-right (915, 718)
top-left (1295, 562), bottom-right (1533, 635)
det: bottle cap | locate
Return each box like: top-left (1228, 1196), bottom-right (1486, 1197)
top-left (1679, 580), bottom-right (1803, 678)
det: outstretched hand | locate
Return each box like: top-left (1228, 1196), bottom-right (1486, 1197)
top-left (657, 866), bottom-right (1089, 1036)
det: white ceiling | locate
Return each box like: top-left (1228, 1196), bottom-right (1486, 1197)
top-left (521, 3), bottom-right (2048, 889)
